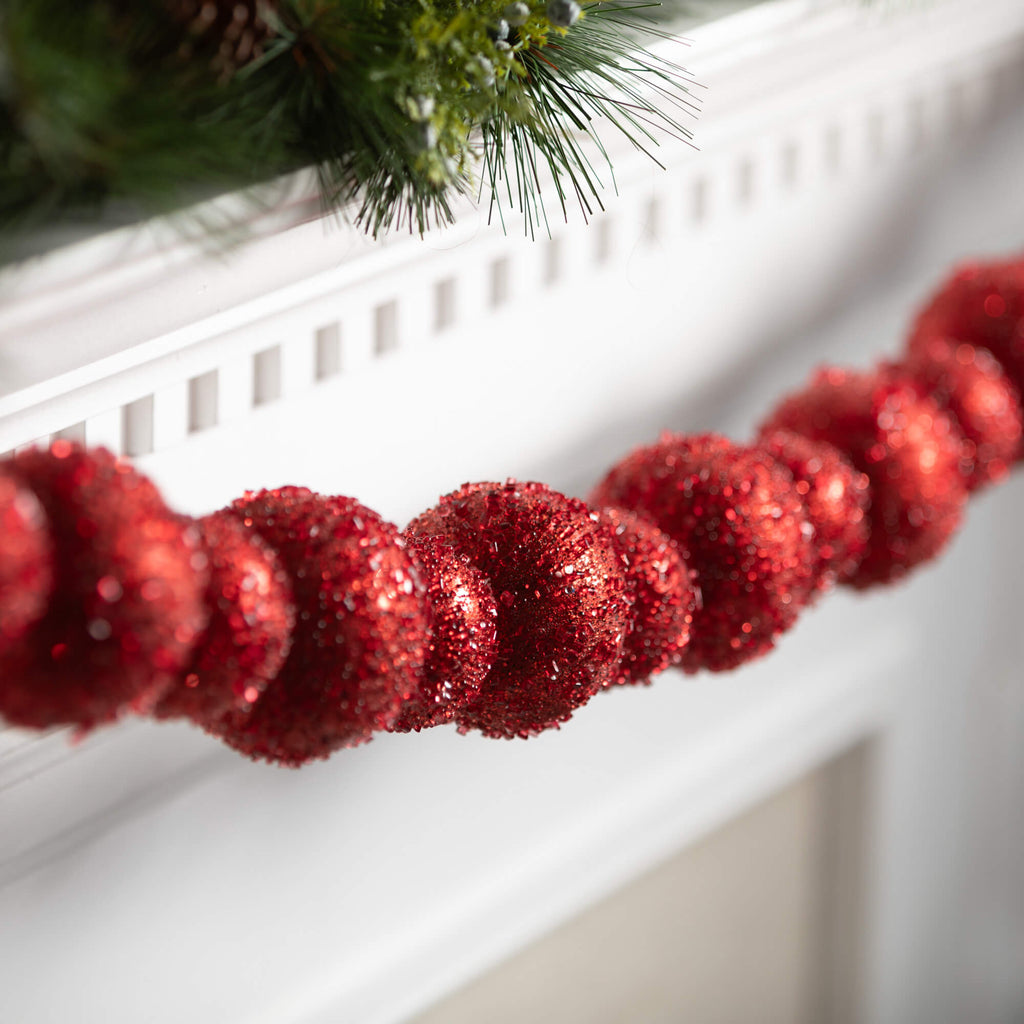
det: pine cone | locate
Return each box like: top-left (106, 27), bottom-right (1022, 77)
top-left (166, 0), bottom-right (278, 78)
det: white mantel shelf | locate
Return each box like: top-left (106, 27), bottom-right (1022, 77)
top-left (2, 2), bottom-right (1024, 1023)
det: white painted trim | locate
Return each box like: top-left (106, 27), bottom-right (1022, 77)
top-left (2, 2), bottom-right (1024, 1022)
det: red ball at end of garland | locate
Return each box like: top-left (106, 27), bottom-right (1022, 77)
top-left (0, 470), bottom-right (54, 650)
top-left (0, 445), bottom-right (209, 730)
top-left (408, 481), bottom-right (630, 739)
top-left (593, 506), bottom-right (698, 686)
top-left (763, 366), bottom-right (968, 588)
top-left (908, 255), bottom-right (1024, 405)
top-left (900, 338), bottom-right (1023, 490)
top-left (757, 430), bottom-right (871, 589)
top-left (591, 433), bottom-right (816, 674)
top-left (207, 487), bottom-right (429, 766)
top-left (388, 531), bottom-right (499, 733)
top-left (153, 509), bottom-right (297, 726)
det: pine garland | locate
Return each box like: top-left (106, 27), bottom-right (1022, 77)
top-left (0, 0), bottom-right (696, 246)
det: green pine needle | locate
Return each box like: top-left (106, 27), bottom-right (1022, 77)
top-left (0, 0), bottom-right (702, 248)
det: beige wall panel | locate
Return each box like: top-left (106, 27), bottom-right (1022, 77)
top-left (410, 749), bottom-right (870, 1024)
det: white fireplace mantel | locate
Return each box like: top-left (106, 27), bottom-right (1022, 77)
top-left (2, 2), bottom-right (1024, 1022)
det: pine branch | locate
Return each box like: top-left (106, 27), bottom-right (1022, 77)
top-left (0, 0), bottom-right (702, 247)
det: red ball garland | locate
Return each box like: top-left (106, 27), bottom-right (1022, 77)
top-left (0, 445), bottom-right (208, 730)
top-left (153, 509), bottom-right (296, 725)
top-left (900, 339), bottom-right (1023, 490)
top-left (591, 434), bottom-right (816, 673)
top-left (594, 507), bottom-right (697, 686)
top-left (408, 481), bottom-right (630, 739)
top-left (757, 430), bottom-right (870, 588)
top-left (389, 531), bottom-right (499, 733)
top-left (0, 470), bottom-right (53, 650)
top-left (763, 366), bottom-right (968, 588)
top-left (909, 256), bottom-right (1024, 402)
top-left (1, 252), bottom-right (1022, 766)
top-left (208, 487), bottom-right (428, 766)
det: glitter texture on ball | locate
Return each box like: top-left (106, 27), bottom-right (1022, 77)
top-left (389, 531), bottom-right (499, 733)
top-left (408, 481), bottom-right (629, 739)
top-left (154, 509), bottom-right (296, 726)
top-left (0, 444), bottom-right (208, 730)
top-left (210, 487), bottom-right (428, 766)
top-left (908, 256), bottom-right (1024, 401)
top-left (0, 470), bottom-right (53, 650)
top-left (594, 507), bottom-right (697, 686)
top-left (762, 366), bottom-right (968, 589)
top-left (591, 434), bottom-right (815, 674)
top-left (757, 430), bottom-right (871, 589)
top-left (901, 339), bottom-right (1022, 490)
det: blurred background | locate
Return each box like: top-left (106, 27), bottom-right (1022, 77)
top-left (1, 1), bottom-right (1023, 1022)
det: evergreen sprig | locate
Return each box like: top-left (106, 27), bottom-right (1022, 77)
top-left (0, 0), bottom-right (698, 245)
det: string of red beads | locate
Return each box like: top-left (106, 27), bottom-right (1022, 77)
top-left (0, 254), bottom-right (1021, 765)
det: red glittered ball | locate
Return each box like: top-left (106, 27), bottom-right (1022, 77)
top-left (153, 509), bottom-right (296, 726)
top-left (389, 532), bottom-right (499, 733)
top-left (0, 444), bottom-right (208, 730)
top-left (209, 487), bottom-right (429, 766)
top-left (0, 470), bottom-right (54, 650)
top-left (591, 434), bottom-right (815, 674)
top-left (757, 430), bottom-right (870, 589)
top-left (908, 256), bottom-right (1024, 401)
top-left (762, 366), bottom-right (968, 588)
top-left (408, 481), bottom-right (629, 739)
top-left (900, 339), bottom-right (1022, 490)
top-left (594, 507), bottom-right (697, 686)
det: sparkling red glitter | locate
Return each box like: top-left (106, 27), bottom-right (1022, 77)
top-left (0, 445), bottom-right (208, 730)
top-left (408, 481), bottom-right (629, 739)
top-left (757, 430), bottom-right (870, 588)
top-left (763, 366), bottom-right (968, 588)
top-left (0, 470), bottom-right (53, 650)
top-left (593, 507), bottom-right (697, 686)
top-left (389, 531), bottom-right (499, 733)
top-left (2, 253), bottom-right (1022, 760)
top-left (591, 434), bottom-right (815, 674)
top-left (908, 256), bottom-right (1024, 403)
top-left (154, 509), bottom-right (296, 725)
top-left (208, 487), bottom-right (428, 765)
top-left (901, 338), bottom-right (1023, 490)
